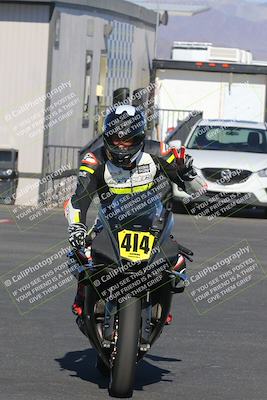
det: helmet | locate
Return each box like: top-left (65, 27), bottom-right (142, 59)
top-left (103, 105), bottom-right (146, 167)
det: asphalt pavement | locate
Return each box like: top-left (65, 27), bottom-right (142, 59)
top-left (0, 204), bottom-right (266, 400)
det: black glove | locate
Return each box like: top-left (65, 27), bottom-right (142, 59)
top-left (177, 154), bottom-right (197, 181)
top-left (68, 223), bottom-right (87, 249)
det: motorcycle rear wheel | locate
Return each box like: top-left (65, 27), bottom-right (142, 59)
top-left (109, 298), bottom-right (141, 398)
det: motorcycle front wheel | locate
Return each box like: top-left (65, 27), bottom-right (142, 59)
top-left (109, 298), bottom-right (141, 398)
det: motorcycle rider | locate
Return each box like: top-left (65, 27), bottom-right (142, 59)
top-left (65, 105), bottom-right (206, 317)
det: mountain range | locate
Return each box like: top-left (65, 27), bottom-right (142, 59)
top-left (154, 0), bottom-right (267, 61)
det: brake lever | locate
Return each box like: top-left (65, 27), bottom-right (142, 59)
top-left (177, 243), bottom-right (194, 257)
top-left (180, 252), bottom-right (194, 263)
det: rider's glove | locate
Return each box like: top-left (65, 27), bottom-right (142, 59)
top-left (68, 223), bottom-right (87, 249)
top-left (177, 154), bottom-right (197, 181)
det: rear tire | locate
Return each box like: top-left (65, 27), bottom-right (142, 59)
top-left (109, 298), bottom-right (141, 398)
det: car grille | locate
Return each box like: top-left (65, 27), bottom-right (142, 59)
top-left (205, 191), bottom-right (249, 198)
top-left (201, 168), bottom-right (252, 185)
top-left (204, 191), bottom-right (253, 205)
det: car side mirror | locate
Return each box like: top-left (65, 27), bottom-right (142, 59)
top-left (168, 139), bottom-right (182, 149)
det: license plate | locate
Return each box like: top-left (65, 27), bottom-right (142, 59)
top-left (118, 230), bottom-right (155, 262)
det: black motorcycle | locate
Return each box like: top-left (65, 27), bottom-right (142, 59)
top-left (68, 196), bottom-right (193, 398)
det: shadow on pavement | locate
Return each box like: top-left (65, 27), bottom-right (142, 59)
top-left (55, 348), bottom-right (181, 391)
top-left (55, 348), bottom-right (108, 389)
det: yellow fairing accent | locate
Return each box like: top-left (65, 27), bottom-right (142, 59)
top-left (109, 182), bottom-right (153, 195)
top-left (167, 154), bottom-right (175, 164)
top-left (80, 166), bottom-right (95, 174)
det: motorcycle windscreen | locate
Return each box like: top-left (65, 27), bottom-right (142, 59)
top-left (97, 194), bottom-right (165, 263)
top-left (91, 227), bottom-right (121, 266)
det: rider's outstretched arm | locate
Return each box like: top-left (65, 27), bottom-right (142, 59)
top-left (156, 151), bottom-right (207, 196)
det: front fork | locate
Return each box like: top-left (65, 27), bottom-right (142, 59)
top-left (102, 293), bottom-right (153, 357)
top-left (140, 292), bottom-right (152, 352)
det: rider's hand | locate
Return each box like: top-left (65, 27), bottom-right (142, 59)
top-left (68, 223), bottom-right (87, 249)
top-left (177, 154), bottom-right (197, 181)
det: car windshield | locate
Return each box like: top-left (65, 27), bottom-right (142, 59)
top-left (0, 151), bottom-right (12, 162)
top-left (187, 126), bottom-right (267, 153)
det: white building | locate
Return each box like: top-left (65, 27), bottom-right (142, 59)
top-left (154, 44), bottom-right (267, 138)
top-left (0, 0), bottom-right (157, 204)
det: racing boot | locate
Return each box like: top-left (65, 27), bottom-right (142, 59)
top-left (165, 313), bottom-right (173, 325)
top-left (165, 255), bottom-right (187, 326)
top-left (72, 282), bottom-right (85, 317)
top-left (71, 242), bottom-right (94, 316)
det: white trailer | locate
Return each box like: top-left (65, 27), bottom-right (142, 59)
top-left (153, 59), bottom-right (267, 138)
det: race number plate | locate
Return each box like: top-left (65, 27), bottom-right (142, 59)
top-left (118, 230), bottom-right (155, 262)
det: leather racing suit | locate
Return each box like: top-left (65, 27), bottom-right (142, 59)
top-left (65, 140), bottom-right (205, 225)
top-left (64, 140), bottom-right (206, 316)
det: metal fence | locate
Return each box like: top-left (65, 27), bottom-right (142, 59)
top-left (158, 109), bottom-right (196, 140)
top-left (44, 144), bottom-right (82, 174)
top-left (41, 144), bottom-right (81, 207)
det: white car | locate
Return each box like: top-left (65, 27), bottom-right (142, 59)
top-left (169, 119), bottom-right (267, 214)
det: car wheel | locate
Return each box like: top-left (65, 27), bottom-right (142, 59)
top-left (3, 197), bottom-right (14, 205)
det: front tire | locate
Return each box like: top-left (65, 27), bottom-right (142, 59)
top-left (109, 298), bottom-right (141, 398)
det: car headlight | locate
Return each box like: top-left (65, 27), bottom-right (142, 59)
top-left (258, 168), bottom-right (267, 177)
